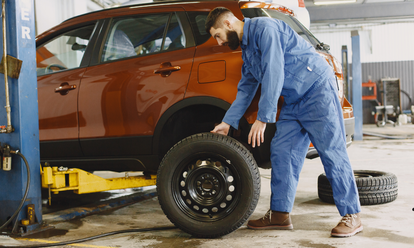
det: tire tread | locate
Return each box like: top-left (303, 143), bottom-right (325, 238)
top-left (157, 133), bottom-right (260, 238)
top-left (317, 170), bottom-right (398, 205)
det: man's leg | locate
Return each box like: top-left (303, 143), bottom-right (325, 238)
top-left (299, 77), bottom-right (362, 236)
top-left (247, 104), bottom-right (310, 230)
top-left (270, 117), bottom-right (310, 213)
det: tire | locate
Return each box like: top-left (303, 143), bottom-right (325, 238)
top-left (318, 170), bottom-right (398, 205)
top-left (157, 133), bottom-right (260, 238)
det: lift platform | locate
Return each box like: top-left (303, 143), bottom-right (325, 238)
top-left (41, 166), bottom-right (156, 203)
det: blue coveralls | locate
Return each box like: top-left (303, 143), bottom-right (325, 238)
top-left (222, 18), bottom-right (361, 216)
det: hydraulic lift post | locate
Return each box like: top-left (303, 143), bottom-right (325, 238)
top-left (0, 0), bottom-right (42, 235)
top-left (351, 30), bottom-right (363, 141)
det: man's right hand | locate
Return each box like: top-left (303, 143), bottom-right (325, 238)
top-left (211, 122), bottom-right (230, 135)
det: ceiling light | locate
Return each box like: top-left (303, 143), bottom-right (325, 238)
top-left (313, 0), bottom-right (357, 5)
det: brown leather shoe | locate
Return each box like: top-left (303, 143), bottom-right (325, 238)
top-left (331, 213), bottom-right (363, 237)
top-left (247, 210), bottom-right (293, 230)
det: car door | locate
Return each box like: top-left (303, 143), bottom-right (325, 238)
top-left (78, 9), bottom-right (196, 157)
top-left (37, 24), bottom-right (98, 159)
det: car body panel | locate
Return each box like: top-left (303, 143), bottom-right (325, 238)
top-left (36, 1), bottom-right (354, 171)
top-left (78, 48), bottom-right (195, 140)
top-left (38, 68), bottom-right (85, 159)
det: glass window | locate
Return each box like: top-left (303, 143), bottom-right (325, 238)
top-left (241, 8), bottom-right (318, 46)
top-left (101, 12), bottom-right (186, 62)
top-left (36, 25), bottom-right (95, 76)
top-left (187, 12), bottom-right (210, 46)
top-left (163, 13), bottom-right (186, 51)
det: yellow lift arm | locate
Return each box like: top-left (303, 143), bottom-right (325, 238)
top-left (41, 166), bottom-right (156, 204)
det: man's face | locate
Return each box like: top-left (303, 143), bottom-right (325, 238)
top-left (210, 27), bottom-right (240, 50)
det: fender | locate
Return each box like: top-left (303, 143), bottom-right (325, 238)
top-left (152, 96), bottom-right (237, 156)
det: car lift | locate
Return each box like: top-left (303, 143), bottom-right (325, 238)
top-left (0, 0), bottom-right (45, 236)
top-left (0, 0), bottom-right (157, 237)
top-left (41, 165), bottom-right (156, 205)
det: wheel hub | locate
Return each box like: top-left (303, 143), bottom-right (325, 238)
top-left (197, 173), bottom-right (219, 196)
top-left (174, 158), bottom-right (239, 221)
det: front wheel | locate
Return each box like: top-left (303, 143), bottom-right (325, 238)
top-left (157, 133), bottom-right (260, 238)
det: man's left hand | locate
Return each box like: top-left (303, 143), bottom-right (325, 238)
top-left (248, 120), bottom-right (266, 148)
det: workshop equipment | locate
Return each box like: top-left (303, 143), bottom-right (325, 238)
top-left (41, 166), bottom-right (156, 205)
top-left (412, 106), bottom-right (414, 124)
top-left (362, 80), bottom-right (377, 101)
top-left (362, 79), bottom-right (380, 124)
top-left (375, 105), bottom-right (395, 127)
top-left (376, 78), bottom-right (401, 127)
top-left (0, 0), bottom-right (44, 236)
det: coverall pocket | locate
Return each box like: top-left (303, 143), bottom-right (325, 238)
top-left (293, 60), bottom-right (321, 84)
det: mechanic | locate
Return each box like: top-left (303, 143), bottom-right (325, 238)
top-left (205, 7), bottom-right (363, 237)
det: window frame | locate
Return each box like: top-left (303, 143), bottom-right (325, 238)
top-left (94, 10), bottom-right (195, 65)
top-left (185, 11), bottom-right (211, 46)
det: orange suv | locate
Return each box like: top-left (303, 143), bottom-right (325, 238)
top-left (36, 0), bottom-right (354, 238)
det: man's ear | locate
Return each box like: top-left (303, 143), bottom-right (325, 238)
top-left (223, 19), bottom-right (232, 30)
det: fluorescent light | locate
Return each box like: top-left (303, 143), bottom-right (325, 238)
top-left (313, 0), bottom-right (356, 5)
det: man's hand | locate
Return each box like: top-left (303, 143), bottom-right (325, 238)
top-left (211, 122), bottom-right (231, 135)
top-left (248, 120), bottom-right (266, 148)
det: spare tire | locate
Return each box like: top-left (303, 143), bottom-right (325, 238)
top-left (318, 170), bottom-right (398, 205)
top-left (157, 133), bottom-right (260, 238)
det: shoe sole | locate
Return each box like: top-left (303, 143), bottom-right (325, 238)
top-left (331, 225), bottom-right (363, 237)
top-left (247, 224), bottom-right (293, 230)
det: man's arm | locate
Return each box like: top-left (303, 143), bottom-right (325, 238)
top-left (220, 63), bottom-right (260, 130)
top-left (256, 26), bottom-right (286, 124)
top-left (248, 24), bottom-right (286, 147)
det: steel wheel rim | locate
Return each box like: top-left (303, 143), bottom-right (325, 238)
top-left (172, 153), bottom-right (241, 222)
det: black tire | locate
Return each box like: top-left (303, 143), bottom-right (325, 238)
top-left (157, 133), bottom-right (260, 238)
top-left (318, 170), bottom-right (398, 205)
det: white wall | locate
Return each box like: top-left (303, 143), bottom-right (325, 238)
top-left (311, 21), bottom-right (414, 63)
top-left (35, 0), bottom-right (102, 36)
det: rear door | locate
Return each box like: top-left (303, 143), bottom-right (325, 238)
top-left (37, 24), bottom-right (98, 159)
top-left (78, 8), bottom-right (196, 157)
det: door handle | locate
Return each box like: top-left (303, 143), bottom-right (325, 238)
top-left (55, 82), bottom-right (77, 95)
top-left (154, 62), bottom-right (181, 77)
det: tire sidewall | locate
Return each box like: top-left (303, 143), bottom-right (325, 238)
top-left (157, 134), bottom-right (259, 237)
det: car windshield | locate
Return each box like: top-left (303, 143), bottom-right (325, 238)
top-left (241, 8), bottom-right (324, 50)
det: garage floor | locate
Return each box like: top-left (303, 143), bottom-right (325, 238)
top-left (1, 124), bottom-right (414, 248)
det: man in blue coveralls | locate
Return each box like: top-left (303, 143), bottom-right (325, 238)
top-left (206, 7), bottom-right (363, 237)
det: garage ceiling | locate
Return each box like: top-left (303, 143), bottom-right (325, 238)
top-left (305, 0), bottom-right (414, 24)
top-left (90, 0), bottom-right (414, 24)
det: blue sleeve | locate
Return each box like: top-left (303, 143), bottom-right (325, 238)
top-left (256, 27), bottom-right (285, 123)
top-left (222, 62), bottom-right (259, 130)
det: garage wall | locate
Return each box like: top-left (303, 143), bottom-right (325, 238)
top-left (311, 21), bottom-right (414, 63)
top-left (310, 21), bottom-right (414, 123)
top-left (34, 0), bottom-right (102, 36)
top-left (360, 61), bottom-right (414, 124)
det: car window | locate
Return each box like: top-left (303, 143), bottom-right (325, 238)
top-left (186, 12), bottom-right (210, 46)
top-left (241, 8), bottom-right (317, 46)
top-left (36, 25), bottom-right (95, 76)
top-left (163, 13), bottom-right (186, 51)
top-left (101, 12), bottom-right (186, 62)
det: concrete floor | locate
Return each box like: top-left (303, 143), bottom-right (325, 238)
top-left (1, 124), bottom-right (414, 248)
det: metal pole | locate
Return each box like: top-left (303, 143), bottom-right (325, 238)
top-left (0, 0), bottom-right (42, 234)
top-left (1, 0), bottom-right (12, 133)
top-left (351, 30), bottom-right (362, 141)
top-left (341, 45), bottom-right (350, 102)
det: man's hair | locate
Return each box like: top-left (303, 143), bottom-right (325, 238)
top-left (205, 7), bottom-right (232, 34)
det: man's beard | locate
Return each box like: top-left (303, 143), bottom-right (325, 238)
top-left (227, 30), bottom-right (240, 50)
